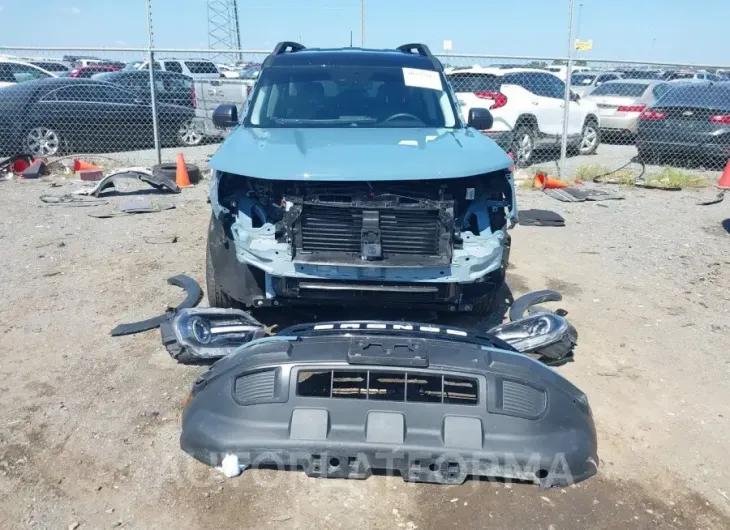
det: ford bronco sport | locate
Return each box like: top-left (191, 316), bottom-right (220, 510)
top-left (206, 42), bottom-right (517, 314)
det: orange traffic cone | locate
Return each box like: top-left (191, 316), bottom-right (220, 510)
top-left (717, 159), bottom-right (730, 189)
top-left (175, 153), bottom-right (191, 188)
top-left (533, 171), bottom-right (569, 189)
top-left (73, 158), bottom-right (102, 172)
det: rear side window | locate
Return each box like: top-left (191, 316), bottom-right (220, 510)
top-left (184, 61), bottom-right (219, 74)
top-left (0, 63), bottom-right (52, 83)
top-left (156, 74), bottom-right (193, 93)
top-left (164, 61), bottom-right (183, 73)
top-left (590, 82), bottom-right (648, 97)
top-left (652, 83), bottom-right (672, 100)
top-left (447, 73), bottom-right (501, 93)
top-left (505, 73), bottom-right (565, 99)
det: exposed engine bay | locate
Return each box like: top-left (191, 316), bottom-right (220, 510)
top-left (215, 171), bottom-right (515, 267)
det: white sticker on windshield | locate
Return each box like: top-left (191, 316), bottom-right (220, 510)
top-left (402, 67), bottom-right (443, 91)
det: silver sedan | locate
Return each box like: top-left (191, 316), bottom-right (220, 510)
top-left (583, 79), bottom-right (672, 137)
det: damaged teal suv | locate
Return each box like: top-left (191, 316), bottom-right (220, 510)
top-left (206, 42), bottom-right (517, 314)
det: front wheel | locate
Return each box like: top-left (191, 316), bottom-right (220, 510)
top-left (25, 126), bottom-right (63, 157)
top-left (578, 119), bottom-right (600, 155)
top-left (206, 215), bottom-right (245, 309)
top-left (511, 125), bottom-right (537, 167)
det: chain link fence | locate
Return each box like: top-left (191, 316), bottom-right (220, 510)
top-left (2, 46), bottom-right (729, 181)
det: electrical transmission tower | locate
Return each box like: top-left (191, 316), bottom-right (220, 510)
top-left (207, 0), bottom-right (242, 61)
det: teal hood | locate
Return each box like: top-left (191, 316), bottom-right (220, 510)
top-left (208, 127), bottom-right (513, 181)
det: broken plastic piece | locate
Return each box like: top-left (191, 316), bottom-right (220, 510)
top-left (509, 290), bottom-right (563, 322)
top-left (23, 160), bottom-right (48, 179)
top-left (110, 275), bottom-right (202, 337)
top-left (79, 167), bottom-right (180, 197)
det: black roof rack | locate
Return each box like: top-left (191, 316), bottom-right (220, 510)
top-left (396, 43), bottom-right (442, 71)
top-left (263, 41), bottom-right (306, 67)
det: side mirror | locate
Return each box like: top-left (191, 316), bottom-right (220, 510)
top-left (212, 104), bottom-right (239, 128)
top-left (467, 108), bottom-right (494, 130)
top-left (570, 92), bottom-right (581, 102)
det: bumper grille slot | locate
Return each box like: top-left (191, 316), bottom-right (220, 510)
top-left (297, 205), bottom-right (443, 257)
top-left (499, 380), bottom-right (546, 419)
top-left (234, 370), bottom-right (276, 404)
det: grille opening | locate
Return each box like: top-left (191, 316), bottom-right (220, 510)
top-left (368, 372), bottom-right (406, 401)
top-left (444, 376), bottom-right (479, 405)
top-left (297, 371), bottom-right (331, 397)
top-left (332, 371), bottom-right (367, 399)
top-left (406, 374), bottom-right (442, 403)
top-left (297, 369), bottom-right (478, 405)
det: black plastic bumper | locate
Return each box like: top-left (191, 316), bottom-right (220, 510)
top-left (181, 329), bottom-right (598, 487)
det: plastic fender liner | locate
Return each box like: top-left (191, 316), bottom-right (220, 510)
top-left (110, 275), bottom-right (202, 337)
top-left (180, 329), bottom-right (598, 487)
top-left (508, 290), bottom-right (563, 322)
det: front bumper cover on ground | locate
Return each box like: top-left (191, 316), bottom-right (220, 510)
top-left (181, 323), bottom-right (598, 487)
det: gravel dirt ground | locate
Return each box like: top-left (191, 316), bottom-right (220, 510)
top-left (0, 165), bottom-right (729, 529)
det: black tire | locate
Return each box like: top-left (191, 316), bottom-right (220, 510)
top-left (511, 125), bottom-right (537, 167)
top-left (152, 162), bottom-right (202, 184)
top-left (206, 215), bottom-right (245, 309)
top-left (578, 119), bottom-right (600, 155)
top-left (472, 287), bottom-right (501, 315)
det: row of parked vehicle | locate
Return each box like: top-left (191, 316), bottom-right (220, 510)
top-left (1, 52), bottom-right (728, 167)
top-left (447, 65), bottom-right (730, 167)
top-left (0, 55), bottom-right (262, 157)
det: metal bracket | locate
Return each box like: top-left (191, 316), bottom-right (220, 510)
top-left (361, 210), bottom-right (382, 260)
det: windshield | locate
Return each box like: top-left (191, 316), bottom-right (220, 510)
top-left (590, 82), bottom-right (648, 97)
top-left (571, 74), bottom-right (597, 85)
top-left (246, 65), bottom-right (459, 128)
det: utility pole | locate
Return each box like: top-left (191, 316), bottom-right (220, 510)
top-left (146, 0), bottom-right (161, 164)
top-left (559, 0), bottom-right (576, 180)
top-left (576, 3), bottom-right (584, 40)
top-left (361, 0), bottom-right (365, 47)
top-left (232, 0), bottom-right (242, 61)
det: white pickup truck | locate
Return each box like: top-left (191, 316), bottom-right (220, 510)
top-left (192, 67), bottom-right (259, 139)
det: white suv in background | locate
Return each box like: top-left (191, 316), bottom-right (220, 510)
top-left (446, 67), bottom-right (600, 166)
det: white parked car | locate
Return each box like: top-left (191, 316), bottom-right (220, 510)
top-left (543, 64), bottom-right (591, 81)
top-left (447, 67), bottom-right (601, 166)
top-left (0, 58), bottom-right (55, 88)
top-left (218, 64), bottom-right (241, 79)
top-left (570, 71), bottom-right (624, 97)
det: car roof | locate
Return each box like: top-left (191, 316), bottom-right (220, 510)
top-left (446, 66), bottom-right (556, 76)
top-left (600, 79), bottom-right (663, 85)
top-left (77, 65), bottom-right (118, 70)
top-left (266, 47), bottom-right (439, 70)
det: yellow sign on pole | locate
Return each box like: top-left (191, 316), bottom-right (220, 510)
top-left (575, 39), bottom-right (593, 51)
